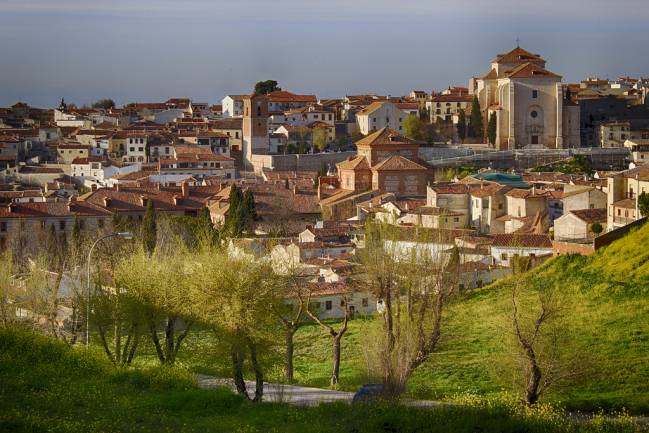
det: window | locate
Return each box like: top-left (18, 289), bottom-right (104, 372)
top-left (532, 90), bottom-right (538, 98)
top-left (530, 110), bottom-right (538, 118)
top-left (362, 298), bottom-right (368, 307)
top-left (59, 221), bottom-right (66, 230)
top-left (325, 300), bottom-right (332, 310)
top-left (0, 222), bottom-right (6, 232)
top-left (501, 253), bottom-right (508, 260)
top-left (340, 299), bottom-right (345, 307)
top-left (98, 219), bottom-right (104, 228)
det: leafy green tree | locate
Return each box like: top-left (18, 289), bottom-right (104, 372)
top-left (254, 80), bottom-right (280, 95)
top-left (195, 207), bottom-right (220, 248)
top-left (91, 98), bottom-right (116, 109)
top-left (227, 185), bottom-right (245, 237)
top-left (591, 222), bottom-right (603, 236)
top-left (312, 127), bottom-right (328, 152)
top-left (487, 112), bottom-right (497, 145)
top-left (403, 114), bottom-right (424, 140)
top-left (469, 96), bottom-right (483, 139)
top-left (639, 192), bottom-right (649, 217)
top-left (457, 109), bottom-right (467, 141)
top-left (141, 200), bottom-right (157, 255)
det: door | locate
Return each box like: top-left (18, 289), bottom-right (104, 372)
top-left (531, 135), bottom-right (539, 145)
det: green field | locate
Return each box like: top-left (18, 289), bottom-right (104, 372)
top-left (0, 327), bottom-right (640, 433)
top-left (125, 222), bottom-right (649, 414)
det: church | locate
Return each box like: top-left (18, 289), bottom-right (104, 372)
top-left (470, 46), bottom-right (580, 149)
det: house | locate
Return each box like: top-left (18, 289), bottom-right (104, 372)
top-left (562, 185), bottom-right (607, 213)
top-left (57, 142), bottom-right (91, 164)
top-left (371, 156), bottom-right (427, 196)
top-left (287, 282), bottom-right (376, 320)
top-left (606, 164), bottom-right (649, 229)
top-left (426, 94), bottom-right (473, 123)
top-left (0, 199), bottom-right (112, 250)
top-left (469, 182), bottom-right (510, 233)
top-left (490, 233), bottom-right (553, 267)
top-left (122, 133), bottom-right (148, 163)
top-left (158, 146), bottom-right (235, 179)
top-left (554, 208), bottom-right (607, 241)
top-left (266, 90), bottom-right (318, 113)
top-left (427, 183), bottom-right (471, 215)
top-left (176, 131), bottom-right (230, 156)
top-left (625, 139), bottom-right (649, 164)
top-left (598, 120), bottom-right (631, 148)
top-left (457, 261), bottom-right (511, 290)
top-left (221, 95), bottom-right (246, 118)
top-left (210, 118), bottom-right (243, 151)
top-left (355, 101), bottom-right (408, 135)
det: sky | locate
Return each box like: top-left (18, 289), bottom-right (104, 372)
top-left (1, 0), bottom-right (649, 108)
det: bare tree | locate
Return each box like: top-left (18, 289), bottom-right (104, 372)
top-left (305, 292), bottom-right (351, 387)
top-left (357, 221), bottom-right (462, 395)
top-left (506, 256), bottom-right (584, 405)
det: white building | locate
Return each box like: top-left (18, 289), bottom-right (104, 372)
top-left (470, 46), bottom-right (580, 149)
top-left (356, 101), bottom-right (408, 135)
top-left (221, 95), bottom-right (246, 118)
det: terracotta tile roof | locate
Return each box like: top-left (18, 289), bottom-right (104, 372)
top-left (355, 127), bottom-right (418, 148)
top-left (491, 233), bottom-right (552, 248)
top-left (570, 208), bottom-right (607, 223)
top-left (336, 155), bottom-right (371, 171)
top-left (371, 155), bottom-right (427, 172)
top-left (210, 118), bottom-right (243, 129)
top-left (470, 182), bottom-right (509, 198)
top-left (413, 206), bottom-right (463, 216)
top-left (287, 281), bottom-right (352, 298)
top-left (506, 62), bottom-right (561, 79)
top-left (430, 94), bottom-right (474, 103)
top-left (612, 198), bottom-right (636, 209)
top-left (71, 157), bottom-right (105, 165)
top-left (505, 188), bottom-right (546, 199)
top-left (429, 183), bottom-right (470, 194)
top-left (266, 90), bottom-right (317, 103)
top-left (0, 201), bottom-right (111, 218)
top-left (493, 47), bottom-right (545, 64)
top-left (18, 166), bottom-right (64, 174)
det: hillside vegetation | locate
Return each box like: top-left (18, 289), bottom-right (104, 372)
top-left (286, 223), bottom-right (649, 412)
top-left (0, 328), bottom-right (640, 433)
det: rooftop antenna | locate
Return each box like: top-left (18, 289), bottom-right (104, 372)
top-left (516, 37), bottom-right (520, 48)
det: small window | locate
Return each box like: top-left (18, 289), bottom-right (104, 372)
top-left (98, 219), bottom-right (105, 228)
top-left (340, 299), bottom-right (345, 307)
top-left (59, 221), bottom-right (66, 230)
top-left (325, 300), bottom-right (332, 310)
top-left (532, 90), bottom-right (538, 98)
top-left (531, 111), bottom-right (538, 118)
top-left (362, 298), bottom-right (368, 307)
top-left (501, 253), bottom-right (508, 260)
top-left (0, 222), bottom-right (6, 232)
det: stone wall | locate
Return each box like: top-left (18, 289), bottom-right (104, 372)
top-left (249, 151), bottom-right (356, 173)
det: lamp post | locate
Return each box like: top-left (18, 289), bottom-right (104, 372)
top-left (86, 231), bottom-right (133, 348)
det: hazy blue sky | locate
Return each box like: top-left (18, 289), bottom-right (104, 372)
top-left (1, 0), bottom-right (648, 107)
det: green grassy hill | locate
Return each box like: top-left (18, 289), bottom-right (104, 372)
top-left (286, 223), bottom-right (649, 412)
top-left (1, 328), bottom-right (637, 433)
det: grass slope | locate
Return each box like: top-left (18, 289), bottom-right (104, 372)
top-left (0, 328), bottom-right (639, 433)
top-left (291, 223), bottom-right (649, 412)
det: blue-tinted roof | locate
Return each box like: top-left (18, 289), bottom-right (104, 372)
top-left (474, 172), bottom-right (529, 188)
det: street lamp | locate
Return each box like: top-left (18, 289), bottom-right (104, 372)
top-left (86, 231), bottom-right (133, 347)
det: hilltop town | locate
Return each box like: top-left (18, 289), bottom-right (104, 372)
top-left (2, 47), bottom-right (649, 430)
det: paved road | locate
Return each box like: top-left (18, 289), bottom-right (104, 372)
top-left (196, 374), bottom-right (354, 406)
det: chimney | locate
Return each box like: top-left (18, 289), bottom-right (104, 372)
top-left (293, 185), bottom-right (298, 195)
top-left (103, 197), bottom-right (111, 207)
top-left (139, 195), bottom-right (146, 207)
top-left (115, 183), bottom-right (120, 192)
top-left (6, 204), bottom-right (12, 213)
top-left (91, 184), bottom-right (97, 192)
top-left (181, 181), bottom-right (189, 198)
top-left (173, 195), bottom-right (180, 205)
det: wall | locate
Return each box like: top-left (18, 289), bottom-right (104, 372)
top-left (249, 151), bottom-right (356, 173)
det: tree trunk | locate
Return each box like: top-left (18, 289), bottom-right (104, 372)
top-left (523, 346), bottom-right (542, 405)
top-left (249, 341), bottom-right (264, 402)
top-left (97, 323), bottom-right (115, 363)
top-left (149, 322), bottom-right (165, 363)
top-left (164, 316), bottom-right (176, 364)
top-left (331, 334), bottom-right (342, 386)
top-left (126, 332), bottom-right (140, 365)
top-left (285, 327), bottom-right (296, 382)
top-left (231, 346), bottom-right (247, 397)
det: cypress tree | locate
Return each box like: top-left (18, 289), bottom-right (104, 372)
top-left (141, 200), bottom-right (157, 254)
top-left (457, 110), bottom-right (467, 141)
top-left (242, 190), bottom-right (257, 232)
top-left (71, 216), bottom-right (81, 251)
top-left (227, 185), bottom-right (245, 237)
top-left (487, 112), bottom-right (497, 146)
top-left (469, 96), bottom-right (483, 139)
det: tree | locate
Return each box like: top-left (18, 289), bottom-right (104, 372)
top-left (504, 255), bottom-right (584, 405)
top-left (591, 222), bottom-right (603, 236)
top-left (195, 207), bottom-right (220, 248)
top-left (357, 221), bottom-right (462, 395)
top-left (241, 190), bottom-right (257, 233)
top-left (487, 112), bottom-right (497, 146)
top-left (191, 249), bottom-right (285, 402)
top-left (403, 114), bottom-right (424, 140)
top-left (638, 192), bottom-right (649, 217)
top-left (92, 98), bottom-right (116, 110)
top-left (58, 98), bottom-right (67, 111)
top-left (305, 291), bottom-right (351, 387)
top-left (457, 109), bottom-right (467, 141)
top-left (227, 185), bottom-right (245, 237)
top-left (70, 216), bottom-right (81, 252)
top-left (141, 200), bottom-right (157, 255)
top-left (312, 127), bottom-right (328, 152)
top-left (254, 80), bottom-right (280, 95)
top-left (0, 250), bottom-right (15, 326)
top-left (468, 96), bottom-right (483, 139)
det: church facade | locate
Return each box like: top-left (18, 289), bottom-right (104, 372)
top-left (470, 47), bottom-right (580, 149)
